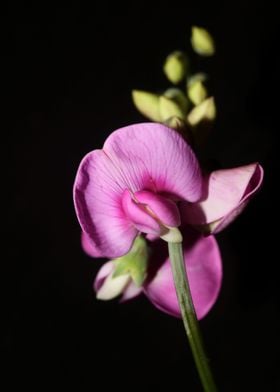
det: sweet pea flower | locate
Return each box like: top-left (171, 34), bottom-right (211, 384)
top-left (74, 122), bottom-right (263, 319)
top-left (74, 123), bottom-right (203, 258)
top-left (82, 229), bottom-right (222, 320)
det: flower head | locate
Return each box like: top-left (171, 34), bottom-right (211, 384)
top-left (74, 122), bottom-right (263, 320)
top-left (74, 123), bottom-right (202, 258)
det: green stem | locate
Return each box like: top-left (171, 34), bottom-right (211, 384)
top-left (168, 242), bottom-right (218, 392)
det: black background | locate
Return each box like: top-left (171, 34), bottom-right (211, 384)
top-left (3, 1), bottom-right (280, 390)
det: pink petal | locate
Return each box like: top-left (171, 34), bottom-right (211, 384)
top-left (144, 229), bottom-right (222, 320)
top-left (94, 260), bottom-right (115, 293)
top-left (103, 123), bottom-right (202, 202)
top-left (74, 150), bottom-right (138, 258)
top-left (122, 190), bottom-right (162, 235)
top-left (181, 163), bottom-right (263, 233)
top-left (81, 231), bottom-right (104, 258)
top-left (135, 190), bottom-right (181, 227)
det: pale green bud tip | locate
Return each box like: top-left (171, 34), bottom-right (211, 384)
top-left (188, 97), bottom-right (216, 126)
top-left (132, 90), bottom-right (161, 122)
top-left (188, 80), bottom-right (208, 106)
top-left (161, 227), bottom-right (183, 243)
top-left (159, 95), bottom-right (185, 121)
top-left (191, 26), bottom-right (215, 56)
top-left (163, 51), bottom-right (188, 84)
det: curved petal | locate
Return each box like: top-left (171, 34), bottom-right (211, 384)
top-left (74, 150), bottom-right (138, 258)
top-left (103, 123), bottom-right (202, 202)
top-left (122, 189), bottom-right (162, 235)
top-left (81, 231), bottom-right (104, 258)
top-left (120, 281), bottom-right (143, 302)
top-left (135, 190), bottom-right (181, 227)
top-left (181, 163), bottom-right (263, 233)
top-left (144, 229), bottom-right (222, 320)
top-left (94, 261), bottom-right (142, 301)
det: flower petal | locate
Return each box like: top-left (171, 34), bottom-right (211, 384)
top-left (144, 229), bottom-right (222, 320)
top-left (122, 189), bottom-right (162, 235)
top-left (81, 231), bottom-right (104, 257)
top-left (135, 190), bottom-right (181, 227)
top-left (120, 281), bottom-right (143, 302)
top-left (103, 123), bottom-right (202, 202)
top-left (74, 150), bottom-right (138, 258)
top-left (94, 261), bottom-right (142, 301)
top-left (181, 163), bottom-right (263, 233)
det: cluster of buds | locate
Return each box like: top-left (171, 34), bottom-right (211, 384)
top-left (132, 26), bottom-right (216, 145)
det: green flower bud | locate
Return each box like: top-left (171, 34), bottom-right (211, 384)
top-left (159, 95), bottom-right (185, 121)
top-left (188, 80), bottom-right (208, 106)
top-left (163, 51), bottom-right (188, 84)
top-left (187, 97), bottom-right (216, 126)
top-left (132, 90), bottom-right (161, 121)
top-left (191, 26), bottom-right (215, 56)
top-left (164, 88), bottom-right (189, 114)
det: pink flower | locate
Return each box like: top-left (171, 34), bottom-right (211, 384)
top-left (74, 122), bottom-right (263, 319)
top-left (83, 229), bottom-right (222, 320)
top-left (74, 123), bottom-right (203, 258)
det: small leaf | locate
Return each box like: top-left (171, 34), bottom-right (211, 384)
top-left (132, 90), bottom-right (161, 121)
top-left (159, 96), bottom-right (185, 121)
top-left (163, 51), bottom-right (188, 84)
top-left (187, 97), bottom-right (216, 126)
top-left (191, 26), bottom-right (215, 56)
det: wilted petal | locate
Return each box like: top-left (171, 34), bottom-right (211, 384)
top-left (182, 163), bottom-right (263, 233)
top-left (144, 229), bottom-right (222, 320)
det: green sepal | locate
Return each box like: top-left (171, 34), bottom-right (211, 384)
top-left (113, 236), bottom-right (148, 287)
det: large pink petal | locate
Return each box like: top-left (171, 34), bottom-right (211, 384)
top-left (74, 150), bottom-right (138, 258)
top-left (81, 231), bottom-right (104, 258)
top-left (181, 163), bottom-right (263, 233)
top-left (103, 123), bottom-right (202, 202)
top-left (144, 229), bottom-right (222, 320)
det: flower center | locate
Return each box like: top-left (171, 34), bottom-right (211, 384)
top-left (122, 189), bottom-right (181, 241)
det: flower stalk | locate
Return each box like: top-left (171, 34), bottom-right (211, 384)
top-left (168, 241), bottom-right (218, 392)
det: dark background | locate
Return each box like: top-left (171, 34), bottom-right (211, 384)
top-left (3, 1), bottom-right (279, 390)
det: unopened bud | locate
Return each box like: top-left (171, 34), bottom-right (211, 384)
top-left (163, 51), bottom-right (188, 84)
top-left (191, 26), bottom-right (215, 56)
top-left (132, 90), bottom-right (161, 121)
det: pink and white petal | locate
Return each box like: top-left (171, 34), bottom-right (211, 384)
top-left (94, 261), bottom-right (115, 293)
top-left (94, 260), bottom-right (131, 300)
top-left (135, 190), bottom-right (181, 227)
top-left (103, 123), bottom-right (203, 202)
top-left (74, 150), bottom-right (138, 258)
top-left (182, 163), bottom-right (263, 228)
top-left (120, 281), bottom-right (143, 302)
top-left (144, 230), bottom-right (222, 320)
